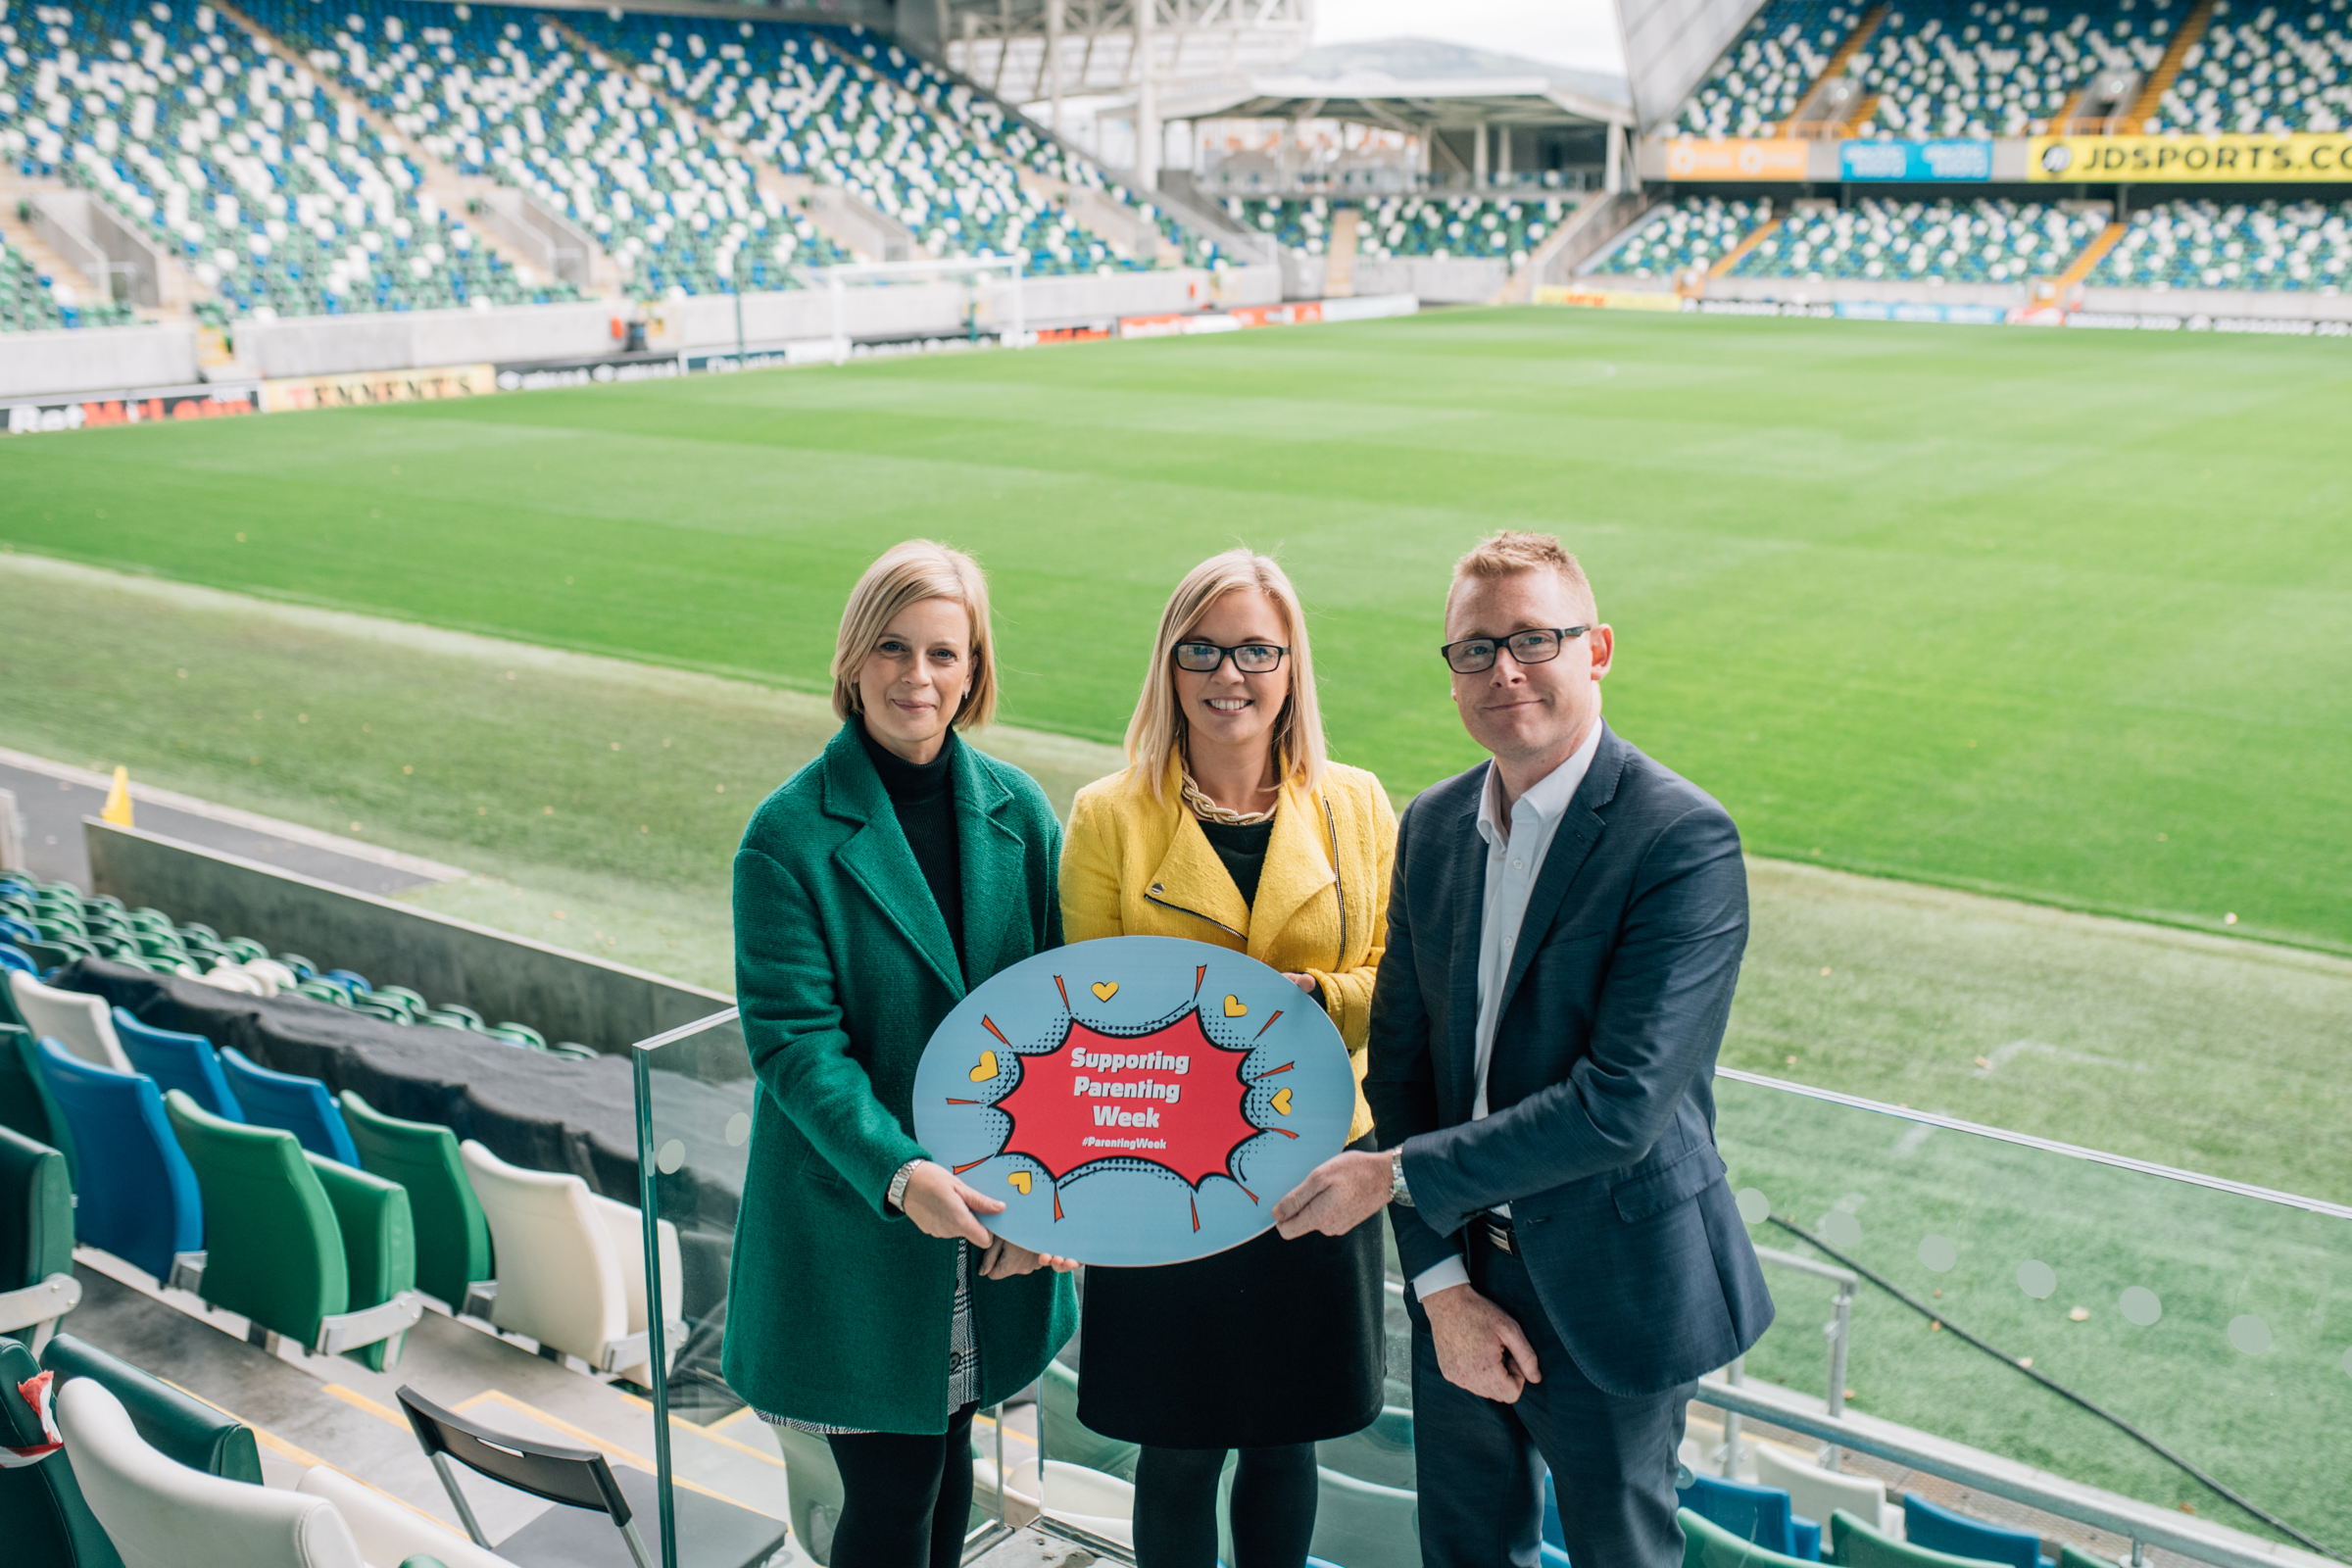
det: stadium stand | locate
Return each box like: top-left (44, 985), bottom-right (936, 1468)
top-left (2096, 197), bottom-right (2352, 288)
top-left (1854, 0), bottom-right (2180, 139)
top-left (2147, 0), bottom-right (2352, 133)
top-left (1232, 194), bottom-right (1572, 264)
top-left (4, 0), bottom-right (575, 319)
top-left (1674, 0), bottom-right (1869, 136)
top-left (0, 237), bottom-right (132, 329)
top-left (1590, 196), bottom-right (1772, 278)
top-left (0, 1122), bottom-right (74, 1340)
top-left (1732, 198), bottom-right (2106, 282)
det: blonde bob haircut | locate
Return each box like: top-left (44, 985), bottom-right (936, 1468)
top-left (830, 539), bottom-right (1000, 730)
top-left (1125, 550), bottom-right (1328, 802)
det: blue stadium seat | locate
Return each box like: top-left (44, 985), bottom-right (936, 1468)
top-left (32, 1038), bottom-right (202, 1280)
top-left (1681, 1471), bottom-right (1821, 1560)
top-left (217, 1049), bottom-right (360, 1166)
top-left (1, 934), bottom-right (38, 968)
top-left (113, 1010), bottom-right (243, 1124)
top-left (1902, 1493), bottom-right (2053, 1568)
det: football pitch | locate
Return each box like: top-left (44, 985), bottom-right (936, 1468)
top-left (3, 305), bottom-right (2349, 1547)
top-left (4, 307), bottom-right (2348, 956)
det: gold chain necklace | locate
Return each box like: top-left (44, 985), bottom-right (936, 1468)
top-left (1179, 768), bottom-right (1277, 826)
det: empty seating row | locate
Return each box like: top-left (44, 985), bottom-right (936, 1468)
top-left (2096, 197), bottom-right (2352, 289)
top-left (1590, 197), bottom-right (1773, 279)
top-left (0, 237), bottom-right (134, 331)
top-left (1677, 0), bottom-right (1868, 137)
top-left (1732, 198), bottom-right (2106, 283)
top-left (1854, 0), bottom-right (2178, 140)
top-left (3, 0), bottom-right (578, 319)
top-left (1227, 195), bottom-right (1574, 267)
top-left (2148, 0), bottom-right (2352, 134)
top-left (2, 872), bottom-right (592, 1056)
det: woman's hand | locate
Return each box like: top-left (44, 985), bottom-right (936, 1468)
top-left (1282, 970), bottom-right (1322, 1003)
top-left (899, 1160), bottom-right (1002, 1247)
top-left (978, 1236), bottom-right (1079, 1280)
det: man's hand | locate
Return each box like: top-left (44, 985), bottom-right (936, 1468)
top-left (900, 1160), bottom-right (1000, 1248)
top-left (1272, 1150), bottom-right (1391, 1240)
top-left (1423, 1283), bottom-right (1544, 1403)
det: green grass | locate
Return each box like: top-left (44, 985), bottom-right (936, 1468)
top-left (0, 308), bottom-right (2346, 954)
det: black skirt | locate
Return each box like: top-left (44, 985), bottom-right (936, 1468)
top-left (1075, 1207), bottom-right (1386, 1450)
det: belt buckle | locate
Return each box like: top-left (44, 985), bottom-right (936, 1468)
top-left (1483, 1216), bottom-right (1515, 1256)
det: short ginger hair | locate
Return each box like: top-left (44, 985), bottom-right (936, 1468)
top-left (1449, 530), bottom-right (1598, 623)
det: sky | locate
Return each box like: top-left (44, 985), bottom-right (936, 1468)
top-left (1310, 0), bottom-right (1628, 73)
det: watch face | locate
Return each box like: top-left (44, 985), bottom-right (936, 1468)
top-left (913, 935), bottom-right (1355, 1266)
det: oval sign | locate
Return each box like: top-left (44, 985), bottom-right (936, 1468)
top-left (912, 935), bottom-right (1355, 1267)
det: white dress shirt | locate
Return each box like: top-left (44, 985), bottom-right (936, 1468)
top-left (1411, 719), bottom-right (1604, 1301)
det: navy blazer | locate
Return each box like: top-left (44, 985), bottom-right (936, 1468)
top-left (1366, 722), bottom-right (1774, 1397)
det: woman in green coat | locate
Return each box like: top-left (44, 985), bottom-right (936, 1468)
top-left (723, 539), bottom-right (1077, 1568)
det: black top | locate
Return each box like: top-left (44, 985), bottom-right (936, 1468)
top-left (1197, 818), bottom-right (1275, 907)
top-left (858, 718), bottom-right (964, 969)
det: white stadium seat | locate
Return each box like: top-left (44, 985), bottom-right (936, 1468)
top-left (9, 972), bottom-right (132, 1072)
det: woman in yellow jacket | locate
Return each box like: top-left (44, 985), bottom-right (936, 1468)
top-left (1060, 548), bottom-right (1395, 1568)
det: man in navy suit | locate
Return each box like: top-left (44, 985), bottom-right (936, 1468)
top-left (1274, 531), bottom-right (1773, 1567)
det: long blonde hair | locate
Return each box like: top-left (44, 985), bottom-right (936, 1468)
top-left (830, 540), bottom-right (999, 730)
top-left (1124, 550), bottom-right (1328, 802)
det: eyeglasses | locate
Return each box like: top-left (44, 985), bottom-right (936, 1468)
top-left (1173, 640), bottom-right (1289, 674)
top-left (1440, 625), bottom-right (1591, 674)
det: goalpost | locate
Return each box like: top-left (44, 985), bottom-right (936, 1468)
top-left (794, 255), bottom-right (1027, 366)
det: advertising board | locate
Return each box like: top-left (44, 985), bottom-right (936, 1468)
top-left (6, 383), bottom-right (261, 435)
top-left (2029, 132), bottom-right (2352, 180)
top-left (261, 364), bottom-right (494, 414)
top-left (492, 355), bottom-right (684, 392)
top-left (1664, 138), bottom-right (1810, 180)
top-left (1839, 139), bottom-right (1994, 181)
top-left (1533, 286), bottom-right (1686, 312)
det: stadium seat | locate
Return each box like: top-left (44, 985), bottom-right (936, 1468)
top-left (1, 941), bottom-right (37, 975)
top-left (1004, 1455), bottom-right (1135, 1546)
top-left (1829, 1506), bottom-right (2015, 1567)
top-left (1592, 197), bottom-right (1770, 279)
top-left (1040, 1356), bottom-right (1141, 1482)
top-left (2053, 1547), bottom-right (2115, 1568)
top-left (114, 1010), bottom-right (244, 1122)
top-left (163, 1091), bottom-right (422, 1371)
top-left (295, 1465), bottom-right (520, 1568)
top-left (1902, 1494), bottom-right (2053, 1568)
top-left (1233, 195), bottom-right (1570, 268)
top-left (1675, 0), bottom-right (1861, 137)
top-left (54, 1377), bottom-right (408, 1568)
top-left (1754, 1443), bottom-right (1902, 1537)
top-left (1734, 199), bottom-right (2103, 285)
top-left (1685, 1505), bottom-right (1820, 1567)
top-left (396, 1384), bottom-right (786, 1568)
top-left (35, 1039), bottom-right (203, 1280)
top-left (340, 1091), bottom-right (494, 1310)
top-left (9, 975), bottom-right (131, 1072)
top-left (2098, 200), bottom-right (2352, 292)
top-left (0, 1125), bottom-right (78, 1342)
top-left (0, 1333), bottom-right (121, 1568)
top-left (1305, 1465), bottom-right (1420, 1568)
top-left (2149, 9), bottom-right (2352, 134)
top-left (769, 1419), bottom-right (847, 1557)
top-left (1682, 1471), bottom-right (1823, 1560)
top-left (460, 1139), bottom-right (682, 1384)
top-left (42, 1332), bottom-right (265, 1484)
top-left (0, 1023), bottom-right (78, 1188)
top-left (219, 1049), bottom-right (362, 1165)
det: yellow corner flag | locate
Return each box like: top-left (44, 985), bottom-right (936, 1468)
top-left (101, 765), bottom-right (134, 828)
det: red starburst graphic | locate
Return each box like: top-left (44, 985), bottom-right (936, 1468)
top-left (949, 968), bottom-right (1298, 1228)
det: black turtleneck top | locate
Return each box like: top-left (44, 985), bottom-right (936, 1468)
top-left (859, 717), bottom-right (965, 969)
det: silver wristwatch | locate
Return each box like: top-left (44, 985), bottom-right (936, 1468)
top-left (886, 1158), bottom-right (922, 1214)
top-left (1389, 1149), bottom-right (1414, 1207)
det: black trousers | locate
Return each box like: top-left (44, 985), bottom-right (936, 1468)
top-left (824, 1402), bottom-right (978, 1568)
top-left (1409, 1234), bottom-right (1692, 1568)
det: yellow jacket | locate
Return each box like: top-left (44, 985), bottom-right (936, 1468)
top-left (1059, 760), bottom-right (1397, 1145)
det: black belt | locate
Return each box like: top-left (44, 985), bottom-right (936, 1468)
top-left (1476, 1212), bottom-right (1518, 1256)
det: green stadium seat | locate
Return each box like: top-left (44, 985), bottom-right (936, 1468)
top-left (162, 1090), bottom-right (423, 1372)
top-left (42, 1332), bottom-right (264, 1485)
top-left (340, 1090), bottom-right (494, 1311)
top-left (0, 1124), bottom-right (77, 1342)
top-left (1828, 1507), bottom-right (2011, 1568)
top-left (0, 1333), bottom-right (123, 1568)
top-left (1685, 1504), bottom-right (1818, 1568)
top-left (2054, 1547), bottom-right (2116, 1568)
top-left (0, 1023), bottom-right (77, 1188)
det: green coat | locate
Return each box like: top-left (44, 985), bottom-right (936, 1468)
top-left (721, 722), bottom-right (1077, 1433)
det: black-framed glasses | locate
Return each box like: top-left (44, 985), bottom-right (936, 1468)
top-left (1440, 625), bottom-right (1591, 674)
top-left (1174, 640), bottom-right (1289, 674)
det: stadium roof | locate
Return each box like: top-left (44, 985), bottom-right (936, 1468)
top-left (1185, 37), bottom-right (1634, 129)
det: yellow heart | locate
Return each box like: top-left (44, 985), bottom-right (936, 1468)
top-left (1223, 995), bottom-right (1248, 1017)
top-left (1091, 981), bottom-right (1118, 1003)
top-left (1008, 1171), bottom-right (1033, 1195)
top-left (969, 1050), bottom-right (998, 1083)
top-left (1270, 1088), bottom-right (1293, 1116)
